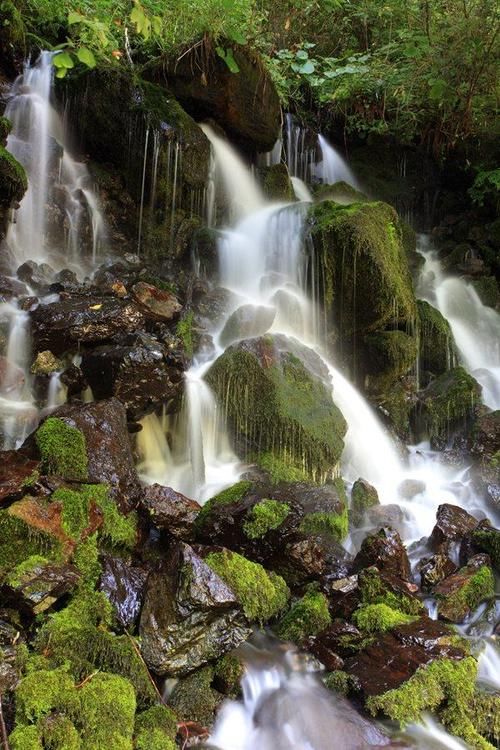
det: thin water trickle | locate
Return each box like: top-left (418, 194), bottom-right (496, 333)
top-left (314, 134), bottom-right (360, 189)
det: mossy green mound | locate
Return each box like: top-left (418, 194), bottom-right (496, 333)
top-left (168, 666), bottom-right (221, 727)
top-left (307, 200), bottom-right (416, 335)
top-left (367, 657), bottom-right (495, 749)
top-left (359, 567), bottom-right (424, 616)
top-left (363, 330), bottom-right (417, 392)
top-left (350, 478), bottom-right (379, 527)
top-left (243, 499), bottom-right (290, 539)
top-left (36, 418), bottom-right (88, 481)
top-left (276, 588), bottom-right (331, 643)
top-left (258, 163), bottom-right (294, 201)
top-left (352, 603), bottom-right (417, 634)
top-left (196, 481), bottom-right (252, 530)
top-left (0, 511), bottom-right (61, 582)
top-left (134, 705), bottom-right (177, 750)
top-left (436, 563), bottom-right (494, 622)
top-left (298, 478), bottom-right (349, 542)
top-left (0, 144), bottom-right (27, 208)
top-left (314, 180), bottom-right (368, 204)
top-left (205, 549), bottom-right (289, 624)
top-left (206, 335), bottom-right (347, 483)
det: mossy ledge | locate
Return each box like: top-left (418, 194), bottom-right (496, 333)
top-left (205, 549), bottom-right (290, 624)
top-left (276, 588), bottom-right (331, 643)
top-left (35, 418), bottom-right (89, 481)
top-left (352, 603), bottom-right (418, 634)
top-left (243, 498), bottom-right (290, 539)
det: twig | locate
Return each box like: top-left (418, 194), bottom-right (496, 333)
top-left (75, 670), bottom-right (100, 689)
top-left (124, 630), bottom-right (165, 705)
top-left (0, 696), bottom-right (11, 750)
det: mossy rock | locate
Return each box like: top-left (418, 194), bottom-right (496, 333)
top-left (366, 657), bottom-right (495, 749)
top-left (0, 510), bottom-right (62, 583)
top-left (435, 559), bottom-right (495, 623)
top-left (298, 477), bottom-right (349, 542)
top-left (134, 705), bottom-right (177, 750)
top-left (363, 330), bottom-right (417, 393)
top-left (213, 653), bottom-right (245, 697)
top-left (258, 163), bottom-right (294, 201)
top-left (0, 116), bottom-right (12, 145)
top-left (204, 549), bottom-right (289, 624)
top-left (243, 498), bottom-right (290, 539)
top-left (372, 382), bottom-right (415, 442)
top-left (168, 666), bottom-right (221, 727)
top-left (352, 603), bottom-right (417, 634)
top-left (0, 144), bottom-right (27, 209)
top-left (307, 200), bottom-right (416, 337)
top-left (276, 588), bottom-right (331, 643)
top-left (35, 418), bottom-right (88, 481)
top-left (359, 567), bottom-right (424, 616)
top-left (416, 366), bottom-right (482, 448)
top-left (470, 276), bottom-right (500, 309)
top-left (206, 334), bottom-right (347, 482)
top-left (417, 300), bottom-right (455, 376)
top-left (350, 478), bottom-right (379, 527)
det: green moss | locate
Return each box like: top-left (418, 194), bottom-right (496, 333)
top-left (214, 653), bottom-right (244, 697)
top-left (135, 706), bottom-right (177, 750)
top-left (366, 657), bottom-right (494, 749)
top-left (352, 603), bottom-right (417, 634)
top-left (73, 534), bottom-right (101, 588)
top-left (243, 499), bottom-right (290, 539)
top-left (470, 693), bottom-right (500, 746)
top-left (52, 484), bottom-right (137, 549)
top-left (15, 668), bottom-right (78, 724)
top-left (307, 200), bottom-right (416, 334)
top-left (276, 588), bottom-right (331, 643)
top-left (417, 300), bottom-right (455, 376)
top-left (359, 567), bottom-right (424, 616)
top-left (79, 673), bottom-right (136, 750)
top-left (470, 529), bottom-right (500, 570)
top-left (176, 311), bottom-right (194, 358)
top-left (350, 479), bottom-right (379, 526)
top-left (168, 667), bottom-right (219, 727)
top-left (205, 549), bottom-right (289, 623)
top-left (314, 181), bottom-right (368, 204)
top-left (9, 725), bottom-right (43, 750)
top-left (363, 330), bottom-right (418, 392)
top-left (258, 163), bottom-right (294, 200)
top-left (0, 116), bottom-right (12, 145)
top-left (299, 480), bottom-right (349, 542)
top-left (0, 144), bottom-right (27, 208)
top-left (6, 555), bottom-right (49, 588)
top-left (257, 452), bottom-right (311, 484)
top-left (206, 340), bottom-right (347, 483)
top-left (36, 418), bottom-right (88, 481)
top-left (470, 276), bottom-right (499, 309)
top-left (323, 670), bottom-right (357, 696)
top-left (437, 564), bottom-right (494, 622)
top-left (40, 715), bottom-right (81, 750)
top-left (0, 511), bottom-right (60, 581)
top-left (196, 481), bottom-right (252, 529)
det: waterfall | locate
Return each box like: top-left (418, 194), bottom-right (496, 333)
top-left (5, 52), bottom-right (107, 270)
top-left (290, 176), bottom-right (313, 202)
top-left (284, 114), bottom-right (316, 182)
top-left (417, 238), bottom-right (500, 409)
top-left (314, 134), bottom-right (360, 188)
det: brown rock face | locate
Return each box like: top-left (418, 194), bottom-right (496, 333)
top-left (141, 484), bottom-right (201, 540)
top-left (352, 528), bottom-right (411, 581)
top-left (161, 45), bottom-right (281, 152)
top-left (131, 282), bottom-right (182, 322)
top-left (0, 451), bottom-right (39, 506)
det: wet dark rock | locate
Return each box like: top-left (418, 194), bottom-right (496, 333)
top-left (54, 268), bottom-right (78, 286)
top-left (465, 522), bottom-right (500, 570)
top-left (80, 333), bottom-right (184, 420)
top-left (50, 398), bottom-right (142, 511)
top-left (140, 543), bottom-right (250, 676)
top-left (193, 286), bottom-right (238, 330)
top-left (0, 274), bottom-right (28, 300)
top-left (434, 553), bottom-right (494, 622)
top-left (353, 528), bottom-right (411, 581)
top-left (141, 484), bottom-right (201, 540)
top-left (2, 560), bottom-right (80, 616)
top-left (162, 45), bottom-right (281, 152)
top-left (18, 295), bottom-right (38, 311)
top-left (30, 350), bottom-right (62, 375)
top-left (219, 304), bottom-right (276, 347)
top-left (471, 410), bottom-right (500, 461)
top-left (0, 451), bottom-right (40, 506)
top-left (60, 364), bottom-right (87, 398)
top-left (364, 504), bottom-right (408, 536)
top-left (17, 260), bottom-right (54, 289)
top-left (99, 555), bottom-right (147, 630)
top-left (429, 503), bottom-right (479, 551)
top-left (310, 620), bottom-right (365, 662)
top-left (419, 554), bottom-right (457, 591)
top-left (324, 575), bottom-right (361, 620)
top-left (343, 617), bottom-right (465, 698)
top-left (30, 296), bottom-right (145, 355)
top-left (131, 281), bottom-right (182, 322)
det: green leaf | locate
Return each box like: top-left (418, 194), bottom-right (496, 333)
top-left (298, 60), bottom-right (315, 74)
top-left (224, 49), bottom-right (240, 74)
top-left (295, 50), bottom-right (309, 60)
top-left (76, 47), bottom-right (96, 68)
top-left (53, 52), bottom-right (74, 69)
top-left (55, 68), bottom-right (67, 78)
top-left (228, 29), bottom-right (247, 45)
top-left (151, 15), bottom-right (162, 35)
top-left (68, 11), bottom-right (83, 24)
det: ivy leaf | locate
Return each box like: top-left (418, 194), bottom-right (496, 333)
top-left (55, 68), bottom-right (67, 78)
top-left (151, 15), bottom-right (162, 35)
top-left (53, 52), bottom-right (74, 69)
top-left (298, 60), bottom-right (315, 74)
top-left (76, 47), bottom-right (96, 68)
top-left (68, 11), bottom-right (84, 24)
top-left (295, 50), bottom-right (309, 60)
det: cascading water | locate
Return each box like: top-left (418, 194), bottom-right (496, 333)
top-left (417, 238), bottom-right (500, 409)
top-left (4, 52), bottom-right (107, 270)
top-left (314, 134), bottom-right (360, 188)
top-left (143, 128), bottom-right (500, 749)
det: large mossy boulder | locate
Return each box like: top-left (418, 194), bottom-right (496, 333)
top-left (414, 366), bottom-right (482, 449)
top-left (362, 330), bottom-right (417, 393)
top-left (157, 43), bottom-right (281, 152)
top-left (205, 334), bottom-right (347, 482)
top-left (307, 200), bottom-right (417, 339)
top-left (0, 116), bottom-right (27, 233)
